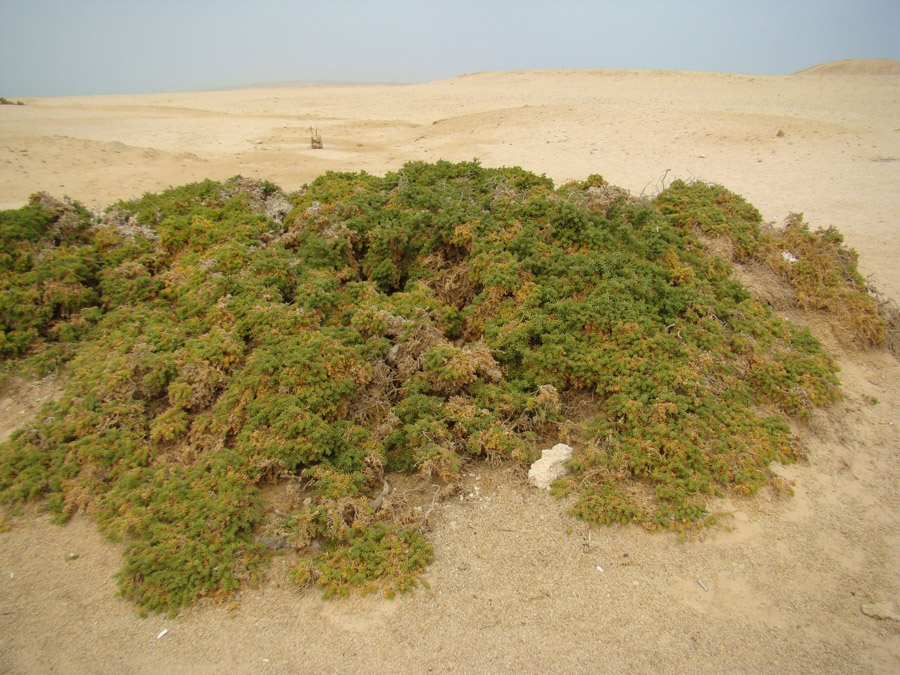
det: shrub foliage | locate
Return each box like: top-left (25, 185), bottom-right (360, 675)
top-left (1, 162), bottom-right (879, 612)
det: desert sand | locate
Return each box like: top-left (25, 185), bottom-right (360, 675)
top-left (1, 61), bottom-right (899, 673)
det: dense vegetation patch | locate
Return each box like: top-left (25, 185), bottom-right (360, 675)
top-left (656, 180), bottom-right (886, 347)
top-left (0, 162), bottom-right (884, 613)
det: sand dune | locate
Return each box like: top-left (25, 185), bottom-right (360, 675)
top-left (3, 66), bottom-right (899, 297)
top-left (2, 67), bottom-right (900, 672)
top-left (794, 58), bottom-right (900, 76)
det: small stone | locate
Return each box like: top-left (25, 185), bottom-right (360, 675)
top-left (257, 535), bottom-right (287, 550)
top-left (386, 344), bottom-right (400, 365)
top-left (528, 443), bottom-right (573, 489)
top-left (862, 601), bottom-right (900, 621)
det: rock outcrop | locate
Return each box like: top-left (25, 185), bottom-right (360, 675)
top-left (528, 443), bottom-right (573, 489)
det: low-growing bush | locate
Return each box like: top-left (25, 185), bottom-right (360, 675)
top-left (1, 162), bottom-right (874, 612)
top-left (656, 180), bottom-right (887, 348)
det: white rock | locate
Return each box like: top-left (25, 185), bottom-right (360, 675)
top-left (528, 443), bottom-right (573, 489)
top-left (781, 250), bottom-right (799, 263)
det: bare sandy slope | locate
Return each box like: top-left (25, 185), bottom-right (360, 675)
top-left (2, 67), bottom-right (900, 673)
top-left (795, 59), bottom-right (900, 76)
top-left (2, 65), bottom-right (899, 298)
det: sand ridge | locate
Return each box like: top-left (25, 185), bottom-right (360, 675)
top-left (1, 66), bottom-right (900, 672)
top-left (2, 66), bottom-right (899, 297)
top-left (794, 58), bottom-right (900, 76)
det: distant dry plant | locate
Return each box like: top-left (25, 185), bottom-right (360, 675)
top-left (309, 126), bottom-right (323, 149)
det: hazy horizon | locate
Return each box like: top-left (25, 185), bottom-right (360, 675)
top-left (2, 0), bottom-right (899, 97)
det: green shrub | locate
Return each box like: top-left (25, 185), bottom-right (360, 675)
top-left (656, 181), bottom-right (887, 348)
top-left (0, 164), bottom-right (854, 612)
top-left (302, 522), bottom-right (433, 599)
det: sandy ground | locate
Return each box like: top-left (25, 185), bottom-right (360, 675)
top-left (1, 62), bottom-right (900, 672)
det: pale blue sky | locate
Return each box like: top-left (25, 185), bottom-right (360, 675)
top-left (1, 0), bottom-right (898, 96)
